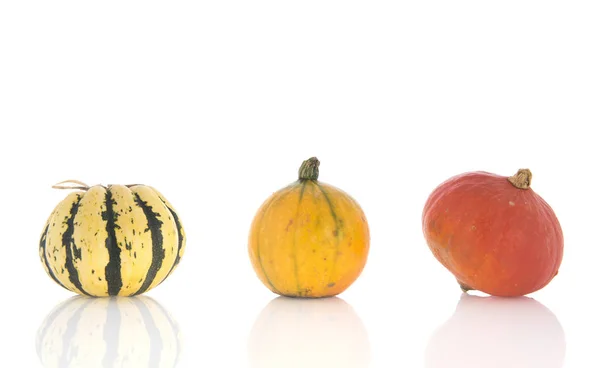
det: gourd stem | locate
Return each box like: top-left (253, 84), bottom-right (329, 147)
top-left (298, 157), bottom-right (320, 181)
top-left (458, 281), bottom-right (472, 293)
top-left (52, 180), bottom-right (90, 191)
top-left (507, 169), bottom-right (532, 189)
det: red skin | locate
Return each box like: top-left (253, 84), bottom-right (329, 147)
top-left (422, 171), bottom-right (563, 297)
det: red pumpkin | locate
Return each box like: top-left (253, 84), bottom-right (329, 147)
top-left (422, 169), bottom-right (563, 297)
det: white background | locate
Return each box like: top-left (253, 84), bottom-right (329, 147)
top-left (1, 1), bottom-right (599, 367)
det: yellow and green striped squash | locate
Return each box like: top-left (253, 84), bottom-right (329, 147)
top-left (39, 183), bottom-right (186, 297)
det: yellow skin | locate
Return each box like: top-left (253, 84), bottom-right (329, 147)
top-left (248, 174), bottom-right (370, 298)
top-left (39, 184), bottom-right (186, 297)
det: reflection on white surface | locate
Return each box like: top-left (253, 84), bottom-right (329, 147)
top-left (36, 296), bottom-right (181, 368)
top-left (425, 294), bottom-right (565, 368)
top-left (248, 296), bottom-right (370, 368)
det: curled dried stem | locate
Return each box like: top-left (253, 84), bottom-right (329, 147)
top-left (52, 180), bottom-right (90, 191)
top-left (298, 157), bottom-right (320, 181)
top-left (508, 169), bottom-right (532, 189)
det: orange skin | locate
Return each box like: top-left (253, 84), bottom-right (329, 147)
top-left (422, 171), bottom-right (563, 297)
top-left (248, 179), bottom-right (370, 298)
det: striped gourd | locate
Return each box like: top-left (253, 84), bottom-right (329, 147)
top-left (39, 180), bottom-right (186, 297)
top-left (36, 295), bottom-right (181, 368)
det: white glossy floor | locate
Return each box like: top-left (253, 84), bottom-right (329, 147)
top-left (31, 290), bottom-right (570, 368)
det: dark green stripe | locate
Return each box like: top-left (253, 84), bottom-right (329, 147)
top-left (136, 298), bottom-right (163, 368)
top-left (298, 182), bottom-right (307, 206)
top-left (315, 182), bottom-right (341, 281)
top-left (39, 224), bottom-right (68, 291)
top-left (103, 189), bottom-right (123, 296)
top-left (292, 181), bottom-right (307, 294)
top-left (315, 183), bottom-right (339, 225)
top-left (102, 298), bottom-right (120, 368)
top-left (62, 195), bottom-right (90, 296)
top-left (157, 198), bottom-right (184, 280)
top-left (134, 193), bottom-right (165, 295)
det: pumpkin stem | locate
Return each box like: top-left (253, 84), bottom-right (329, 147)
top-left (52, 180), bottom-right (90, 191)
top-left (507, 169), bottom-right (532, 189)
top-left (298, 157), bottom-right (320, 180)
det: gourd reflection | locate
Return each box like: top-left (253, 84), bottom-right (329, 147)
top-left (426, 294), bottom-right (565, 368)
top-left (248, 296), bottom-right (370, 368)
top-left (36, 296), bottom-right (181, 368)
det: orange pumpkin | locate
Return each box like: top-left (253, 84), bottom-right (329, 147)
top-left (248, 157), bottom-right (370, 298)
top-left (422, 169), bottom-right (563, 297)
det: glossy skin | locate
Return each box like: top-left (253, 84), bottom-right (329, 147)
top-left (422, 171), bottom-right (563, 297)
top-left (248, 180), bottom-right (370, 298)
